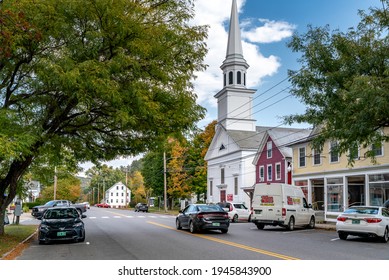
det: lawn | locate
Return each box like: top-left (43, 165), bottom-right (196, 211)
top-left (0, 225), bottom-right (38, 258)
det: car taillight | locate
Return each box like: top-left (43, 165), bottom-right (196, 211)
top-left (364, 218), bottom-right (382, 223)
top-left (224, 213), bottom-right (229, 219)
top-left (229, 205), bottom-right (233, 211)
top-left (250, 207), bottom-right (253, 214)
top-left (337, 216), bottom-right (347, 222)
top-left (282, 208), bottom-right (286, 217)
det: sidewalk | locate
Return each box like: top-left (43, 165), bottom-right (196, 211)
top-left (6, 211), bottom-right (40, 226)
top-left (315, 222), bottom-right (336, 231)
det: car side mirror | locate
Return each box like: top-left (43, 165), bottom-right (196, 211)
top-left (308, 204), bottom-right (312, 208)
top-left (178, 210), bottom-right (183, 213)
top-left (37, 217), bottom-right (42, 220)
top-left (81, 214), bottom-right (87, 219)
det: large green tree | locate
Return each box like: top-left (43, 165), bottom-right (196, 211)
top-left (0, 0), bottom-right (207, 234)
top-left (285, 1), bottom-right (389, 161)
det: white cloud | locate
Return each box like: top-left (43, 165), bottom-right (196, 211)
top-left (192, 0), bottom-right (294, 112)
top-left (242, 19), bottom-right (296, 43)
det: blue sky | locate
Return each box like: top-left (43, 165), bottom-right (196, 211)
top-left (192, 0), bottom-right (383, 129)
top-left (79, 0), bottom-right (383, 172)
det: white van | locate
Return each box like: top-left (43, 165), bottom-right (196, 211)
top-left (251, 183), bottom-right (315, 231)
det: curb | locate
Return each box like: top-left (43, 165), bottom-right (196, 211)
top-left (1, 229), bottom-right (38, 260)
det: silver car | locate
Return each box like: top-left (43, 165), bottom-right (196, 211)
top-left (336, 206), bottom-right (389, 242)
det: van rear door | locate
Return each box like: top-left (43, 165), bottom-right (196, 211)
top-left (254, 194), bottom-right (283, 220)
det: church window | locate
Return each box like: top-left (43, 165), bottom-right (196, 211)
top-left (221, 168), bottom-right (225, 184)
top-left (237, 71), bottom-right (241, 84)
top-left (228, 71), bottom-right (233, 85)
top-left (224, 73), bottom-right (226, 87)
top-left (244, 73), bottom-right (246, 85)
top-left (219, 144), bottom-right (226, 151)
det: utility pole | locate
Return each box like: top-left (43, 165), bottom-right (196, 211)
top-left (103, 179), bottom-right (105, 204)
top-left (163, 151), bottom-right (167, 212)
top-left (53, 166), bottom-right (57, 200)
top-left (125, 165), bottom-right (129, 208)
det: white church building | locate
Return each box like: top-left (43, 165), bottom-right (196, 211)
top-left (205, 0), bottom-right (269, 206)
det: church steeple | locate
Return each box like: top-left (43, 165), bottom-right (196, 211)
top-left (221, 0), bottom-right (249, 89)
top-left (214, 0), bottom-right (256, 131)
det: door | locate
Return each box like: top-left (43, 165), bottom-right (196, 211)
top-left (298, 197), bottom-right (311, 225)
top-left (220, 190), bottom-right (226, 202)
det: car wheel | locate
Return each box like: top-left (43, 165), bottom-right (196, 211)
top-left (232, 214), bottom-right (238, 223)
top-left (189, 221), bottom-right (196, 233)
top-left (79, 230), bottom-right (86, 242)
top-left (338, 232), bottom-right (348, 240)
top-left (381, 227), bottom-right (389, 243)
top-left (307, 216), bottom-right (315, 229)
top-left (220, 229), bottom-right (228, 233)
top-left (288, 216), bottom-right (295, 231)
top-left (256, 223), bottom-right (265, 230)
top-left (176, 219), bottom-right (182, 230)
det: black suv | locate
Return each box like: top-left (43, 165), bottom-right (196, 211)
top-left (134, 203), bottom-right (148, 212)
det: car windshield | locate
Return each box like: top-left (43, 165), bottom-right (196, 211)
top-left (44, 208), bottom-right (79, 219)
top-left (44, 201), bottom-right (56, 206)
top-left (344, 207), bottom-right (379, 215)
top-left (197, 205), bottom-right (223, 212)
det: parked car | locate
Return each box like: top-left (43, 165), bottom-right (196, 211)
top-left (336, 206), bottom-right (389, 242)
top-left (176, 204), bottom-right (230, 234)
top-left (38, 206), bottom-right (86, 245)
top-left (134, 203), bottom-right (148, 212)
top-left (95, 203), bottom-right (111, 208)
top-left (82, 202), bottom-right (90, 209)
top-left (32, 200), bottom-right (87, 219)
top-left (217, 202), bottom-right (251, 222)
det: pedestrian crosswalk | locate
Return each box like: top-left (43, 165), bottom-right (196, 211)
top-left (86, 215), bottom-right (174, 220)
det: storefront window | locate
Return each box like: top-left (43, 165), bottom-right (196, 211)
top-left (327, 177), bottom-right (343, 212)
top-left (369, 173), bottom-right (389, 206)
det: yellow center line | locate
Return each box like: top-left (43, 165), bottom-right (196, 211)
top-left (147, 221), bottom-right (300, 260)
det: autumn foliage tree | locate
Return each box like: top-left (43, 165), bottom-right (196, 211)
top-left (167, 139), bottom-right (191, 204)
top-left (40, 176), bottom-right (81, 203)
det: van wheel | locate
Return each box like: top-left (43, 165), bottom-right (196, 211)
top-left (288, 216), bottom-right (295, 231)
top-left (307, 216), bottom-right (315, 229)
top-left (232, 214), bottom-right (238, 223)
top-left (256, 223), bottom-right (265, 230)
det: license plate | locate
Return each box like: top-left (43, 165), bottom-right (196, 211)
top-left (57, 231), bottom-right (66, 237)
top-left (352, 219), bottom-right (360, 224)
top-left (212, 222), bottom-right (220, 226)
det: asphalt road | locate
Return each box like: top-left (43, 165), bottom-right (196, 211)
top-left (17, 207), bottom-right (389, 260)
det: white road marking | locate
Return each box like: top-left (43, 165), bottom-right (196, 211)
top-left (331, 238), bottom-right (340, 241)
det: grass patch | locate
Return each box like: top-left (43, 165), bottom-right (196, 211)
top-left (0, 225), bottom-right (38, 257)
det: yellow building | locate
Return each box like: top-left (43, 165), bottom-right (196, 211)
top-left (289, 127), bottom-right (389, 222)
